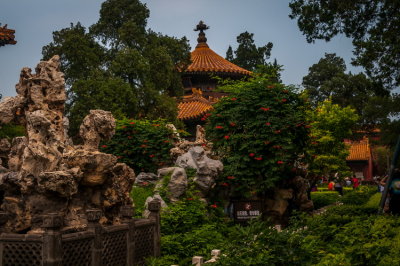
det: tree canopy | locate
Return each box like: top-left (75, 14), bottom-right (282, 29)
top-left (289, 0), bottom-right (400, 89)
top-left (306, 100), bottom-right (359, 179)
top-left (302, 53), bottom-right (388, 128)
top-left (225, 31), bottom-right (273, 72)
top-left (42, 0), bottom-right (191, 136)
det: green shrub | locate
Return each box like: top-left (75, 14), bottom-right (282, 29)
top-left (100, 118), bottom-right (174, 173)
top-left (161, 198), bottom-right (210, 235)
top-left (130, 184), bottom-right (155, 218)
top-left (205, 75), bottom-right (310, 194)
top-left (317, 187), bottom-right (352, 193)
top-left (311, 191), bottom-right (340, 209)
top-left (340, 186), bottom-right (377, 205)
top-left (364, 193), bottom-right (382, 209)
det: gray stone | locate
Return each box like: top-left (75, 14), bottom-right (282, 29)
top-left (175, 146), bottom-right (223, 194)
top-left (168, 167), bottom-right (188, 201)
top-left (157, 167), bottom-right (177, 178)
top-left (135, 172), bottom-right (158, 185)
top-left (143, 194), bottom-right (167, 218)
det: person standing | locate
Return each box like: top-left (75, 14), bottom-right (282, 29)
top-left (334, 179), bottom-right (343, 196)
top-left (328, 180), bottom-right (335, 191)
top-left (352, 175), bottom-right (360, 189)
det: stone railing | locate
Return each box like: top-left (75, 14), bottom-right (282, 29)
top-left (0, 199), bottom-right (161, 266)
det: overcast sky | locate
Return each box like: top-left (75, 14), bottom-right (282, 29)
top-left (0, 0), bottom-right (361, 98)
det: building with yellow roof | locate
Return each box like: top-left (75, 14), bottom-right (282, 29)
top-left (345, 137), bottom-right (373, 180)
top-left (178, 21), bottom-right (251, 124)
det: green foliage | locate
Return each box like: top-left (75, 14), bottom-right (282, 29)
top-left (0, 123), bottom-right (25, 140)
top-left (365, 193), bottom-right (382, 209)
top-left (215, 220), bottom-right (318, 265)
top-left (158, 223), bottom-right (227, 265)
top-left (42, 22), bottom-right (105, 87)
top-left (42, 0), bottom-right (191, 137)
top-left (226, 31), bottom-right (273, 72)
top-left (205, 75), bottom-right (310, 193)
top-left (130, 184), bottom-right (154, 217)
top-left (289, 0), bottom-right (400, 89)
top-left (306, 100), bottom-right (358, 178)
top-left (150, 190), bottom-right (397, 265)
top-left (311, 192), bottom-right (340, 209)
top-left (161, 198), bottom-right (210, 235)
top-left (146, 197), bottom-right (229, 265)
top-left (341, 186), bottom-right (377, 205)
top-left (100, 119), bottom-right (174, 173)
top-left (302, 53), bottom-right (387, 128)
top-left (373, 146), bottom-right (390, 175)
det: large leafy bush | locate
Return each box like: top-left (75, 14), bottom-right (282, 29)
top-left (205, 76), bottom-right (310, 193)
top-left (101, 119), bottom-right (174, 173)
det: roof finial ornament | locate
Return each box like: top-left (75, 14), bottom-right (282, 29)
top-left (194, 21), bottom-right (209, 47)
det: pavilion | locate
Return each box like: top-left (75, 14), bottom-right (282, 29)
top-left (178, 21), bottom-right (251, 131)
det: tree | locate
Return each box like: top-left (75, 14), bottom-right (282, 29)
top-left (42, 0), bottom-right (191, 136)
top-left (205, 75), bottom-right (310, 194)
top-left (302, 53), bottom-right (388, 127)
top-left (226, 31), bottom-right (273, 72)
top-left (289, 0), bottom-right (400, 89)
top-left (306, 100), bottom-right (359, 179)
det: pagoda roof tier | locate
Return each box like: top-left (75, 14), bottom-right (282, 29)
top-left (185, 21), bottom-right (251, 76)
top-left (178, 88), bottom-right (214, 121)
top-left (0, 25), bottom-right (17, 46)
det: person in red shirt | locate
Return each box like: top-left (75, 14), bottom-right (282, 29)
top-left (352, 175), bottom-right (360, 189)
top-left (328, 180), bottom-right (335, 191)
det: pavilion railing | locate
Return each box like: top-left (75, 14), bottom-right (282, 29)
top-left (0, 199), bottom-right (161, 266)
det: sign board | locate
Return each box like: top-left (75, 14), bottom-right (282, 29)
top-left (232, 200), bottom-right (262, 222)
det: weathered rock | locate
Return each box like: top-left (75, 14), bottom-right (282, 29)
top-left (135, 172), bottom-right (158, 185)
top-left (143, 194), bottom-right (167, 218)
top-left (0, 96), bottom-right (24, 124)
top-left (0, 56), bottom-right (137, 233)
top-left (167, 167), bottom-right (188, 201)
top-left (37, 170), bottom-right (80, 197)
top-left (103, 163), bottom-right (135, 208)
top-left (170, 125), bottom-right (213, 160)
top-left (195, 125), bottom-right (206, 143)
top-left (0, 139), bottom-right (11, 167)
top-left (176, 146), bottom-right (223, 194)
top-left (7, 136), bottom-right (27, 171)
top-left (79, 110), bottom-right (115, 151)
top-left (157, 167), bottom-right (177, 178)
top-left (63, 149), bottom-right (117, 186)
top-left (165, 123), bottom-right (182, 142)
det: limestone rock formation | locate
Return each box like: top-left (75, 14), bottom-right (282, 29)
top-left (167, 167), bottom-right (188, 202)
top-left (0, 56), bottom-right (135, 233)
top-left (135, 172), bottom-right (159, 185)
top-left (170, 125), bottom-right (213, 160)
top-left (79, 110), bottom-right (116, 151)
top-left (176, 146), bottom-right (223, 196)
top-left (264, 176), bottom-right (314, 225)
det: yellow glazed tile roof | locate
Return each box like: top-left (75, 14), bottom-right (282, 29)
top-left (346, 138), bottom-right (371, 161)
top-left (186, 43), bottom-right (252, 75)
top-left (178, 89), bottom-right (214, 120)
